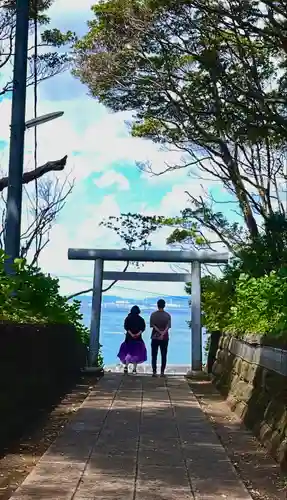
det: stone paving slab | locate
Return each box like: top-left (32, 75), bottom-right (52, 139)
top-left (9, 374), bottom-right (252, 500)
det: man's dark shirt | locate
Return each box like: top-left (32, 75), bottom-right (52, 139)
top-left (150, 310), bottom-right (171, 340)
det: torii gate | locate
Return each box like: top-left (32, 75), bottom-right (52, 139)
top-left (68, 249), bottom-right (229, 372)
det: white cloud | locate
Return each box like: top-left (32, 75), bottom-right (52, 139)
top-left (0, 85), bottom-right (190, 186)
top-left (94, 170), bottom-right (130, 191)
top-left (142, 178), bottom-right (209, 219)
top-left (76, 194), bottom-right (121, 244)
top-left (38, 194), bottom-right (122, 282)
top-left (158, 185), bottom-right (192, 217)
top-left (48, 0), bottom-right (94, 16)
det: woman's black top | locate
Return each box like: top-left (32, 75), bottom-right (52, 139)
top-left (124, 314), bottom-right (146, 342)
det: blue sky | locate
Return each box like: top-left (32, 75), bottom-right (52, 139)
top-left (0, 0), bottom-right (236, 299)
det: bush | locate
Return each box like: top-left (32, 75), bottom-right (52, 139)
top-left (0, 251), bottom-right (89, 345)
top-left (184, 214), bottom-right (287, 342)
top-left (226, 269), bottom-right (287, 336)
top-left (198, 268), bottom-right (287, 340)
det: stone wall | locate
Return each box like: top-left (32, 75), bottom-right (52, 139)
top-left (212, 334), bottom-right (287, 469)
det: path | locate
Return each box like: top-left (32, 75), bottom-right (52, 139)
top-left (9, 374), bottom-right (252, 500)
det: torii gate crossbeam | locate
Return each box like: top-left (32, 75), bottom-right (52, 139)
top-left (68, 248), bottom-right (229, 372)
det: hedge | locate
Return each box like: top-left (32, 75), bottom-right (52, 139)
top-left (0, 322), bottom-right (86, 449)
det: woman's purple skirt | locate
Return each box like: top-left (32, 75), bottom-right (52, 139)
top-left (118, 340), bottom-right (147, 364)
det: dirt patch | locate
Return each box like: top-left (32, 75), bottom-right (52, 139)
top-left (188, 379), bottom-right (287, 500)
top-left (0, 373), bottom-right (101, 500)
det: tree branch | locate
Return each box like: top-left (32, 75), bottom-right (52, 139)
top-left (0, 155), bottom-right (68, 192)
top-left (102, 261), bottom-right (129, 292)
top-left (66, 261), bottom-right (130, 300)
top-left (66, 287), bottom-right (93, 301)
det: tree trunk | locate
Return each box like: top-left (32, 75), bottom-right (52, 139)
top-left (220, 143), bottom-right (259, 239)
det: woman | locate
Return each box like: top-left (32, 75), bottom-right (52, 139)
top-left (117, 305), bottom-right (147, 374)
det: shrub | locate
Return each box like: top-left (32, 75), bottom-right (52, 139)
top-left (197, 268), bottom-right (287, 340)
top-left (184, 214), bottom-right (287, 340)
top-left (97, 345), bottom-right (104, 367)
top-left (0, 251), bottom-right (89, 345)
top-left (226, 269), bottom-right (287, 337)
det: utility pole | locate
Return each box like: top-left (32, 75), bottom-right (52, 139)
top-left (4, 0), bottom-right (30, 265)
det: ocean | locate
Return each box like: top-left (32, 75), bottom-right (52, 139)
top-left (79, 296), bottom-right (207, 367)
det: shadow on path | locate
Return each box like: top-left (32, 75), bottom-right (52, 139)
top-left (190, 378), bottom-right (287, 500)
top-left (9, 374), bottom-right (252, 500)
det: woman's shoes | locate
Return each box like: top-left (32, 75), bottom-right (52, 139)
top-left (124, 366), bottom-right (137, 374)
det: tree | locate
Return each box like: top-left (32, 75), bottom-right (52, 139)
top-left (99, 210), bottom-right (231, 280)
top-left (1, 0), bottom-right (77, 96)
top-left (0, 155), bottom-right (70, 263)
top-left (74, 0), bottom-right (287, 242)
top-left (101, 206), bottom-right (287, 279)
top-left (66, 212), bottom-right (159, 300)
top-left (0, 1), bottom-right (77, 260)
top-left (20, 175), bottom-right (73, 265)
top-left (191, 1), bottom-right (287, 60)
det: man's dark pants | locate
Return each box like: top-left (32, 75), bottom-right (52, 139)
top-left (151, 338), bottom-right (169, 374)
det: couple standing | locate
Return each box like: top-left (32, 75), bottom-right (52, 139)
top-left (118, 299), bottom-right (171, 377)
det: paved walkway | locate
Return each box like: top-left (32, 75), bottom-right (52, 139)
top-left (9, 374), bottom-right (252, 500)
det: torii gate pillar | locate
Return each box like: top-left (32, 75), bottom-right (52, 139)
top-left (89, 258), bottom-right (103, 367)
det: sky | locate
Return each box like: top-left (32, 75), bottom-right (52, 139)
top-left (0, 0), bottom-right (235, 299)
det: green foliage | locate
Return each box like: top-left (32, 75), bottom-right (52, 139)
top-left (227, 270), bottom-right (287, 336)
top-left (74, 0), bottom-right (283, 143)
top-left (98, 346), bottom-right (104, 367)
top-left (0, 0), bottom-right (75, 94)
top-left (93, 345), bottom-right (104, 368)
top-left (186, 274), bottom-right (235, 333)
top-left (4, 0), bottom-right (54, 21)
top-left (193, 214), bottom-right (287, 339)
top-left (0, 251), bottom-right (89, 346)
top-left (164, 210), bottom-right (287, 339)
top-left (100, 212), bottom-right (159, 251)
top-left (41, 28), bottom-right (77, 47)
top-left (75, 0), bottom-right (284, 144)
top-left (237, 213), bottom-right (287, 276)
top-left (200, 268), bottom-right (287, 338)
top-left (35, 28), bottom-right (77, 74)
top-left (100, 212), bottom-right (163, 270)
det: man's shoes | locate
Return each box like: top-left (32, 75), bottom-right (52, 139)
top-left (124, 366), bottom-right (128, 374)
top-left (160, 372), bottom-right (165, 377)
top-left (132, 368), bottom-right (137, 374)
top-left (152, 372), bottom-right (157, 377)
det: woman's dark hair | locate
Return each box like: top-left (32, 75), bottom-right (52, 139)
top-left (129, 305), bottom-right (141, 315)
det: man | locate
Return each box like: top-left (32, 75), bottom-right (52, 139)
top-left (150, 299), bottom-right (171, 377)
